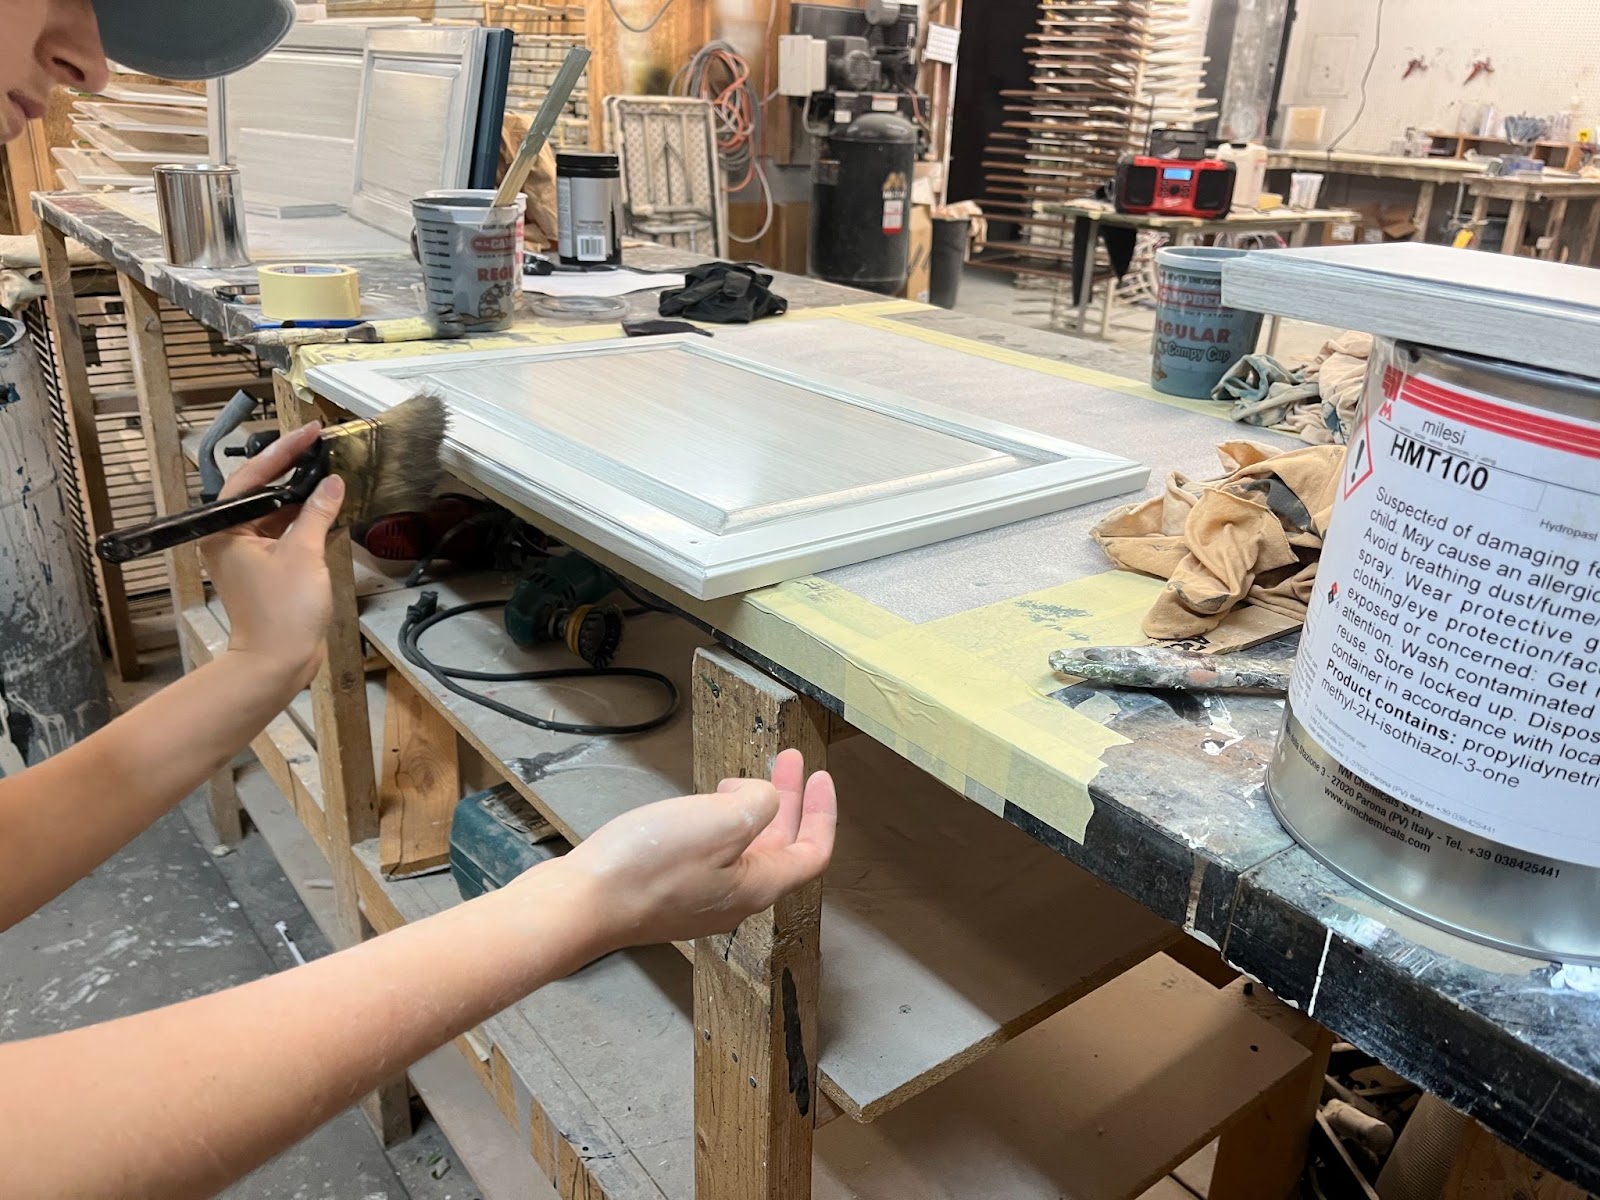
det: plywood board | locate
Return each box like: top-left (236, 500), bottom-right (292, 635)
top-left (348, 26), bottom-right (486, 239)
top-left (310, 336), bottom-right (1148, 598)
top-left (812, 957), bottom-right (1312, 1200)
top-left (76, 121), bottom-right (209, 164)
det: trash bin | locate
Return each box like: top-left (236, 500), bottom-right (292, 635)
top-left (1150, 246), bottom-right (1264, 399)
top-left (928, 216), bottom-right (969, 309)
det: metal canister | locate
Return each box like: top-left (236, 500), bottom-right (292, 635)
top-left (0, 319), bottom-right (111, 774)
top-left (809, 112), bottom-right (917, 296)
top-left (153, 163), bottom-right (251, 269)
top-left (1268, 338), bottom-right (1600, 963)
top-left (555, 151), bottom-right (622, 267)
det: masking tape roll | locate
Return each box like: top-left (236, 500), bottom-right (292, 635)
top-left (257, 263), bottom-right (361, 320)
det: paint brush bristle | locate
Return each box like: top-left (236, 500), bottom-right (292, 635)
top-left (323, 390), bottom-right (450, 524)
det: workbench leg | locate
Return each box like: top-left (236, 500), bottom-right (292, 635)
top-left (1074, 216), bottom-right (1098, 330)
top-left (691, 646), bottom-right (826, 1200)
top-left (1502, 197), bottom-right (1529, 256)
top-left (1209, 978), bottom-right (1335, 1200)
top-left (1264, 315), bottom-right (1282, 357)
top-left (379, 666), bottom-right (461, 877)
top-left (1098, 262), bottom-right (1116, 339)
top-left (1542, 196), bottom-right (1570, 261)
top-left (1578, 199), bottom-right (1600, 267)
top-left (120, 272), bottom-right (246, 842)
top-left (1412, 181), bottom-right (1437, 242)
top-left (1469, 194), bottom-right (1490, 247)
top-left (35, 223), bottom-right (142, 680)
top-left (276, 373), bottom-right (413, 1146)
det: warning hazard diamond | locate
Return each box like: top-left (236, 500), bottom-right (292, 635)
top-left (1344, 409), bottom-right (1375, 499)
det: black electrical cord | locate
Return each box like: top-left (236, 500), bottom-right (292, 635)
top-left (399, 592), bottom-right (680, 737)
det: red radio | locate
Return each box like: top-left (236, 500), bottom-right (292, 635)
top-left (1115, 156), bottom-right (1236, 218)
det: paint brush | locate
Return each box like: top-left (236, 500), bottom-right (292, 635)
top-left (95, 392), bottom-right (449, 565)
top-left (1049, 645), bottom-right (1293, 694)
top-left (233, 316), bottom-right (461, 349)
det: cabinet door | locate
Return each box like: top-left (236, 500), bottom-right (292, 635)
top-left (309, 336), bottom-right (1148, 599)
top-left (348, 27), bottom-right (486, 238)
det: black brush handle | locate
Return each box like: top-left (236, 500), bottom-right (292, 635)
top-left (96, 448), bottom-right (329, 565)
top-left (96, 486), bottom-right (297, 564)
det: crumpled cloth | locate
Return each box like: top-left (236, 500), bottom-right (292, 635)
top-left (1216, 332), bottom-right (1372, 445)
top-left (1092, 440), bottom-right (1345, 638)
top-left (0, 234), bottom-right (103, 310)
top-left (660, 262), bottom-right (787, 324)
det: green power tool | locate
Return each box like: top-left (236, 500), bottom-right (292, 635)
top-left (503, 552), bottom-right (625, 667)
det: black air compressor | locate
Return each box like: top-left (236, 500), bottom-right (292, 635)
top-left (808, 112), bottom-right (917, 296)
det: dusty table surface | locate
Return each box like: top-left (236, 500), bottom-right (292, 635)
top-left (38, 190), bottom-right (1600, 1192)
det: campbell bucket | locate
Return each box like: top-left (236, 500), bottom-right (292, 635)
top-left (1151, 246), bottom-right (1263, 399)
top-left (411, 189), bottom-right (526, 332)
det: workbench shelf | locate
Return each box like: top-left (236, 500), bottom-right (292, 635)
top-left (358, 572), bottom-right (1190, 1124)
top-left (1425, 132), bottom-right (1587, 172)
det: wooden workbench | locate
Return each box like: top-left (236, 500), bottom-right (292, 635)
top-left (1268, 148), bottom-right (1600, 262)
top-left (33, 191), bottom-right (1600, 1198)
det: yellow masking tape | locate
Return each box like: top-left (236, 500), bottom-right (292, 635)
top-left (713, 575), bottom-right (1151, 842)
top-left (287, 321), bottom-right (625, 395)
top-left (258, 263), bottom-right (361, 320)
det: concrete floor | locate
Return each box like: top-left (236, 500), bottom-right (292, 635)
top-left (0, 660), bottom-right (477, 1200)
top-left (952, 265), bottom-right (1343, 382)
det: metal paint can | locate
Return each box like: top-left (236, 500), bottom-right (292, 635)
top-left (153, 163), bottom-right (251, 269)
top-left (0, 319), bottom-right (111, 775)
top-left (556, 151), bottom-right (622, 267)
top-left (1268, 338), bottom-right (1600, 963)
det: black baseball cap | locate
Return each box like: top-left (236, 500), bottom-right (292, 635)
top-left (91, 0), bottom-right (296, 81)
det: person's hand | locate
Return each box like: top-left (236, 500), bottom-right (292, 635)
top-left (556, 749), bottom-right (837, 950)
top-left (200, 423), bottom-right (345, 690)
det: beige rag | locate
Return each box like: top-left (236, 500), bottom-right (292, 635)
top-left (1293, 331), bottom-right (1371, 444)
top-left (1092, 440), bottom-right (1345, 638)
top-left (499, 114), bottom-right (561, 250)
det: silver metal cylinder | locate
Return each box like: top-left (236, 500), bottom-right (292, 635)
top-left (0, 319), bottom-right (111, 774)
top-left (1268, 339), bottom-right (1600, 964)
top-left (153, 164), bottom-right (251, 269)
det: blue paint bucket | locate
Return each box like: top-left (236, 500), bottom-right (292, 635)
top-left (1150, 246), bottom-right (1264, 399)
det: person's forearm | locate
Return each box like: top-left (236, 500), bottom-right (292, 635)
top-left (0, 855), bottom-right (609, 1200)
top-left (0, 650), bottom-right (303, 929)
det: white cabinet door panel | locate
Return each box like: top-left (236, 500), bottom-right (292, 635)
top-left (347, 27), bottom-right (485, 239)
top-left (308, 337), bottom-right (1148, 599)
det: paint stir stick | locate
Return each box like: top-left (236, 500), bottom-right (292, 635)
top-left (494, 46), bottom-right (592, 209)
